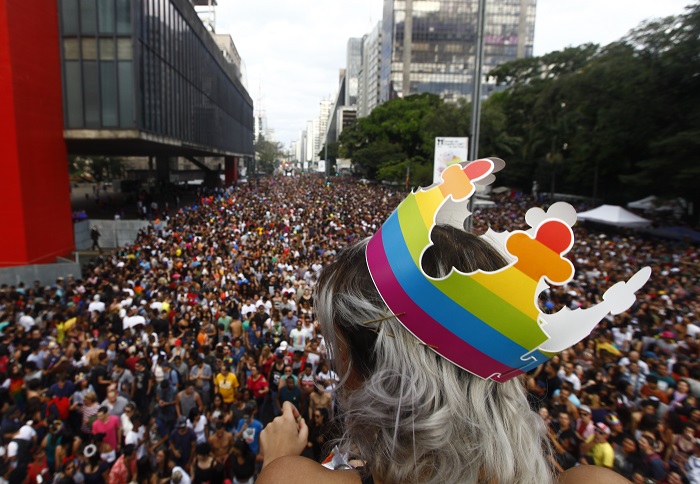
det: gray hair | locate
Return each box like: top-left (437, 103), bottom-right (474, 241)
top-left (315, 226), bottom-right (553, 484)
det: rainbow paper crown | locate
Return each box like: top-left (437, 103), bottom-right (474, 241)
top-left (366, 158), bottom-right (651, 382)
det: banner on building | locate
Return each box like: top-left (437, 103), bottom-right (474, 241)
top-left (433, 137), bottom-right (468, 184)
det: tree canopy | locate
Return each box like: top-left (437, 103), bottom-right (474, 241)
top-left (340, 3), bottom-right (700, 209)
top-left (255, 136), bottom-right (285, 174)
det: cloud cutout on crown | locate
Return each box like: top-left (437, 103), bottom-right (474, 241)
top-left (365, 158), bottom-right (651, 382)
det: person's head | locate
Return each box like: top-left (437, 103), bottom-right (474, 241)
top-left (557, 412), bottom-right (571, 429)
top-left (155, 448), bottom-right (168, 466)
top-left (242, 405), bottom-right (255, 423)
top-left (314, 227), bottom-right (551, 483)
top-left (176, 416), bottom-right (188, 433)
top-left (97, 406), bottom-right (110, 422)
top-left (185, 381), bottom-right (196, 395)
top-left (621, 435), bottom-right (637, 455)
top-left (285, 376), bottom-right (295, 389)
top-left (196, 442), bottom-right (211, 457)
top-left (578, 405), bottom-right (592, 422)
top-left (313, 407), bottom-right (328, 426)
top-left (638, 434), bottom-right (656, 454)
top-left (123, 444), bottom-right (136, 461)
top-left (677, 379), bottom-right (690, 394)
top-left (594, 422), bottom-right (610, 443)
top-left (84, 392), bottom-right (97, 406)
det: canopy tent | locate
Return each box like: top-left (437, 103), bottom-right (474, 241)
top-left (627, 195), bottom-right (674, 212)
top-left (577, 204), bottom-right (651, 228)
top-left (627, 195), bottom-right (659, 210)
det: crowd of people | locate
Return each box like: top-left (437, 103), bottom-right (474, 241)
top-left (0, 173), bottom-right (698, 483)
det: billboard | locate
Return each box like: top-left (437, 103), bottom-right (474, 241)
top-left (317, 160), bottom-right (326, 173)
top-left (433, 137), bottom-right (468, 184)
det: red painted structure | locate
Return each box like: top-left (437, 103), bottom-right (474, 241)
top-left (224, 156), bottom-right (239, 185)
top-left (0, 0), bottom-right (74, 266)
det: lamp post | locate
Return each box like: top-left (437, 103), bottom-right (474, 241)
top-left (466, 0), bottom-right (487, 233)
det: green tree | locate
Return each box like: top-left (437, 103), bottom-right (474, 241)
top-left (255, 136), bottom-right (284, 174)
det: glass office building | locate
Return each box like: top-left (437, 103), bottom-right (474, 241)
top-left (58, 0), bottom-right (254, 156)
top-left (380, 0), bottom-right (536, 103)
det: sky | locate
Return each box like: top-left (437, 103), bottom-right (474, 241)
top-left (216, 0), bottom-right (692, 149)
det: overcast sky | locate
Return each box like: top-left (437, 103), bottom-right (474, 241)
top-left (216, 0), bottom-right (692, 149)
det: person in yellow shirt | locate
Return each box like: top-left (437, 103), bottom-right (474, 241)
top-left (214, 364), bottom-right (239, 405)
top-left (581, 422), bottom-right (615, 468)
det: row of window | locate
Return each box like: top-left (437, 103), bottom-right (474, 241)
top-left (59, 0), bottom-right (253, 156)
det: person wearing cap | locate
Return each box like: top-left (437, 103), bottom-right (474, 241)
top-left (580, 422), bottom-right (614, 468)
top-left (604, 413), bottom-right (625, 447)
top-left (170, 416), bottom-right (197, 469)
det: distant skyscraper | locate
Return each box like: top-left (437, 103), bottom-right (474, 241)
top-left (359, 22), bottom-right (382, 118)
top-left (346, 38), bottom-right (362, 106)
top-left (318, 99), bottom-right (333, 148)
top-left (379, 0), bottom-right (536, 103)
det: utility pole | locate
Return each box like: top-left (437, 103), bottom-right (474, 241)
top-left (466, 0), bottom-right (487, 233)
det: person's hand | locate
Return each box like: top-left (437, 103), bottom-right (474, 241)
top-left (260, 401), bottom-right (308, 468)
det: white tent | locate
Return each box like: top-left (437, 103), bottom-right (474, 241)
top-left (627, 195), bottom-right (659, 210)
top-left (577, 204), bottom-right (651, 228)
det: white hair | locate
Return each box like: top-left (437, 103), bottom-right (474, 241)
top-left (315, 228), bottom-right (554, 484)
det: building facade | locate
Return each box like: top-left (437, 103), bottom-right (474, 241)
top-left (59, 0), bottom-right (254, 158)
top-left (379, 0), bottom-right (536, 103)
top-left (358, 22), bottom-right (382, 118)
top-left (345, 38), bottom-right (362, 107)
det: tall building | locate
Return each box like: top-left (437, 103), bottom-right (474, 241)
top-left (379, 0), bottom-right (536, 103)
top-left (318, 99), bottom-right (333, 151)
top-left (305, 120), bottom-right (315, 165)
top-left (346, 38), bottom-right (362, 107)
top-left (358, 22), bottom-right (382, 118)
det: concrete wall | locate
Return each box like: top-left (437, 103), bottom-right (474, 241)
top-left (0, 259), bottom-right (81, 287)
top-left (0, 219), bottom-right (161, 288)
top-left (75, 219), bottom-right (155, 250)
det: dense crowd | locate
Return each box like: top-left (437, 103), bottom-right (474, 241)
top-left (0, 174), bottom-right (698, 484)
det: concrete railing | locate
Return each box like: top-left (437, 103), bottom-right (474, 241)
top-left (0, 219), bottom-right (164, 287)
top-left (0, 258), bottom-right (82, 287)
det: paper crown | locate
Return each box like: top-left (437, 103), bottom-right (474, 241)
top-left (365, 159), bottom-right (651, 382)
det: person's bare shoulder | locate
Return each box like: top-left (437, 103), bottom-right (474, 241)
top-left (558, 466), bottom-right (631, 483)
top-left (257, 456), bottom-right (361, 484)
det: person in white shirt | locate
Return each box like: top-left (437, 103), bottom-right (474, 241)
top-left (557, 362), bottom-right (582, 392)
top-left (289, 321), bottom-right (310, 352)
top-left (618, 350), bottom-right (650, 375)
top-left (88, 295), bottom-right (106, 313)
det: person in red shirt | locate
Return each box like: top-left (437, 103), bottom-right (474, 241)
top-left (246, 365), bottom-right (269, 417)
top-left (92, 406), bottom-right (122, 452)
top-left (108, 444), bottom-right (137, 484)
top-left (639, 375), bottom-right (670, 404)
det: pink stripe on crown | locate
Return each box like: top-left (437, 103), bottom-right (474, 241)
top-left (366, 227), bottom-right (517, 381)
